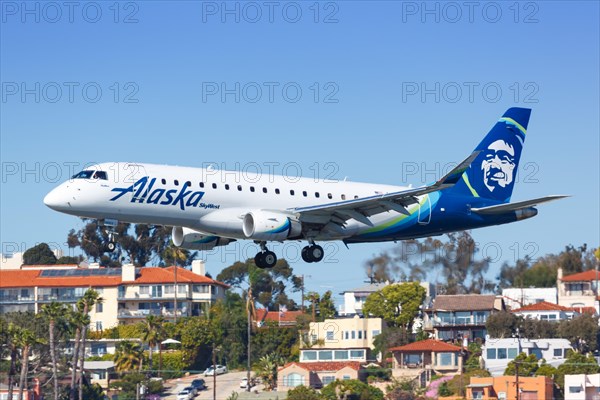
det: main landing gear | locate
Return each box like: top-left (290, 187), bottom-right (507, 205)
top-left (254, 242), bottom-right (278, 269)
top-left (301, 243), bottom-right (324, 263)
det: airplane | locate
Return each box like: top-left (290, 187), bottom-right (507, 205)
top-left (44, 108), bottom-right (567, 268)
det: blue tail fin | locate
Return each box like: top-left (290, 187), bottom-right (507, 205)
top-left (448, 107), bottom-right (531, 203)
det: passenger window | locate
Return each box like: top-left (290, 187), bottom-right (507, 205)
top-left (327, 193), bottom-right (332, 199)
top-left (225, 184), bottom-right (230, 190)
top-left (212, 183), bottom-right (217, 189)
top-left (250, 187), bottom-right (255, 192)
top-left (290, 190), bottom-right (295, 196)
top-left (238, 185), bottom-right (242, 191)
top-left (263, 188), bottom-right (268, 193)
top-left (303, 191), bottom-right (308, 197)
top-left (161, 179), bottom-right (166, 185)
top-left (199, 182), bottom-right (204, 188)
top-left (174, 180), bottom-right (179, 186)
top-left (275, 189), bottom-right (280, 194)
top-left (315, 192), bottom-right (320, 198)
top-left (354, 195), bottom-right (359, 199)
top-left (341, 194), bottom-right (346, 200)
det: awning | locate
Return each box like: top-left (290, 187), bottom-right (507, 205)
top-left (467, 383), bottom-right (492, 388)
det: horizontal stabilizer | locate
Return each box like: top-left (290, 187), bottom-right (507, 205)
top-left (471, 195), bottom-right (569, 215)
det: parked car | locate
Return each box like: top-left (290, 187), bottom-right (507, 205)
top-left (176, 388), bottom-right (193, 400)
top-left (240, 377), bottom-right (253, 389)
top-left (204, 364), bottom-right (227, 376)
top-left (191, 378), bottom-right (206, 391)
top-left (184, 386), bottom-right (197, 396)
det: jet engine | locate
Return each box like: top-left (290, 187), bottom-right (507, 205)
top-left (242, 210), bottom-right (302, 241)
top-left (172, 226), bottom-right (233, 250)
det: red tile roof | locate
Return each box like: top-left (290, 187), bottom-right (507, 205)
top-left (280, 361), bottom-right (362, 372)
top-left (389, 339), bottom-right (461, 353)
top-left (255, 308), bottom-right (304, 324)
top-left (432, 295), bottom-right (501, 311)
top-left (561, 270), bottom-right (600, 282)
top-left (0, 266), bottom-right (227, 289)
top-left (511, 301), bottom-right (572, 313)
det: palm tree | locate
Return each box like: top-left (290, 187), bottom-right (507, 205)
top-left (68, 309), bottom-right (88, 400)
top-left (304, 292), bottom-right (320, 322)
top-left (6, 323), bottom-right (23, 400)
top-left (39, 302), bottom-right (68, 400)
top-left (77, 289), bottom-right (103, 400)
top-left (245, 288), bottom-right (256, 392)
top-left (114, 340), bottom-right (143, 372)
top-left (140, 315), bottom-right (166, 375)
top-left (254, 354), bottom-right (284, 391)
top-left (15, 328), bottom-right (45, 400)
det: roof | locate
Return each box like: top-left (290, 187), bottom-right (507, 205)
top-left (0, 266), bottom-right (228, 289)
top-left (255, 308), bottom-right (304, 324)
top-left (389, 339), bottom-right (462, 353)
top-left (341, 282), bottom-right (388, 294)
top-left (561, 270), bottom-right (600, 282)
top-left (512, 301), bottom-right (572, 313)
top-left (84, 361), bottom-right (115, 370)
top-left (280, 361), bottom-right (362, 372)
top-left (432, 294), bottom-right (500, 311)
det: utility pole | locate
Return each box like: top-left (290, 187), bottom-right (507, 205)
top-left (515, 360), bottom-right (520, 400)
top-left (301, 275), bottom-right (305, 312)
top-left (174, 265), bottom-right (178, 324)
top-left (212, 345), bottom-right (217, 400)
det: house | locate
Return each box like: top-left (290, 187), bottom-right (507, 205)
top-left (0, 382), bottom-right (36, 400)
top-left (564, 373), bottom-right (600, 400)
top-left (511, 301), bottom-right (579, 322)
top-left (301, 315), bottom-right (384, 362)
top-left (467, 376), bottom-right (553, 400)
top-left (83, 361), bottom-right (116, 389)
top-left (502, 287), bottom-right (558, 310)
top-left (0, 260), bottom-right (227, 329)
top-left (557, 267), bottom-right (600, 314)
top-left (339, 281), bottom-right (435, 317)
top-left (278, 361), bottom-right (363, 390)
top-left (482, 336), bottom-right (573, 376)
top-left (423, 294), bottom-right (505, 342)
top-left (389, 339), bottom-right (463, 385)
top-left (254, 308), bottom-right (303, 327)
top-left (67, 338), bottom-right (143, 357)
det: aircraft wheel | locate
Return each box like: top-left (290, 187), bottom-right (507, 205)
top-left (301, 246), bottom-right (314, 263)
top-left (106, 241), bottom-right (116, 252)
top-left (262, 251), bottom-right (277, 268)
top-left (309, 245), bottom-right (324, 262)
top-left (254, 252), bottom-right (266, 268)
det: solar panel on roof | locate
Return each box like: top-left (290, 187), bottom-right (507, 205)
top-left (39, 268), bottom-right (121, 277)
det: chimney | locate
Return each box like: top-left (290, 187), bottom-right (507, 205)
top-left (557, 267), bottom-right (564, 297)
top-left (191, 259), bottom-right (206, 276)
top-left (122, 263), bottom-right (136, 282)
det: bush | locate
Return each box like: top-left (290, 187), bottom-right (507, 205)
top-left (160, 351), bottom-right (187, 379)
top-left (365, 366), bottom-right (392, 382)
top-left (321, 379), bottom-right (384, 400)
top-left (287, 385), bottom-right (321, 400)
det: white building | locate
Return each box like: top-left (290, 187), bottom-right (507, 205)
top-left (511, 301), bottom-right (579, 322)
top-left (483, 336), bottom-right (573, 376)
top-left (557, 268), bottom-right (600, 314)
top-left (502, 287), bottom-right (557, 310)
top-left (564, 373), bottom-right (600, 400)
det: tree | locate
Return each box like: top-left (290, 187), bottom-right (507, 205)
top-left (39, 302), bottom-right (68, 400)
top-left (114, 341), bottom-right (143, 372)
top-left (535, 360), bottom-right (558, 377)
top-left (217, 258), bottom-right (302, 310)
top-left (321, 379), bottom-right (384, 400)
top-left (140, 315), bottom-right (166, 375)
top-left (254, 354), bottom-right (284, 391)
top-left (318, 290), bottom-right (337, 320)
top-left (23, 243), bottom-right (57, 265)
top-left (287, 385), bottom-right (321, 400)
top-left (504, 352), bottom-right (539, 377)
top-left (68, 309), bottom-right (88, 400)
top-left (75, 289), bottom-right (103, 400)
top-left (363, 282), bottom-right (425, 331)
top-left (15, 328), bottom-right (45, 400)
top-left (5, 323), bottom-right (22, 400)
top-left (557, 313), bottom-right (599, 353)
top-left (485, 311), bottom-right (518, 338)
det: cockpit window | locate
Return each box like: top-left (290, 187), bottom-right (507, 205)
top-left (72, 170), bottom-right (94, 179)
top-left (71, 170), bottom-right (108, 180)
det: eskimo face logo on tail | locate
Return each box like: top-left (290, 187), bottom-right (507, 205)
top-left (110, 177), bottom-right (219, 211)
top-left (481, 139), bottom-right (516, 192)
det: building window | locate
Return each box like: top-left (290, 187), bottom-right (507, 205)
top-left (350, 350), bottom-right (364, 359)
top-left (96, 303), bottom-right (103, 313)
top-left (351, 331), bottom-right (355, 339)
top-left (178, 285), bottom-right (187, 294)
top-left (95, 321), bottom-right (103, 331)
top-left (164, 285), bottom-right (175, 294)
top-left (508, 348), bottom-right (518, 359)
top-left (472, 390), bottom-right (484, 400)
top-left (358, 330), bottom-right (362, 339)
top-left (372, 330), bottom-right (380, 337)
top-left (319, 351), bottom-right (333, 361)
top-left (554, 348), bottom-right (562, 357)
top-left (439, 353), bottom-right (454, 366)
top-left (140, 286), bottom-right (149, 295)
top-left (326, 331), bottom-right (334, 341)
top-left (497, 348), bottom-right (507, 359)
top-left (286, 373), bottom-right (303, 388)
top-left (193, 285), bottom-right (209, 293)
top-left (152, 285), bottom-right (162, 297)
top-left (486, 349), bottom-right (496, 360)
top-left (322, 376), bottom-right (335, 385)
top-left (302, 351), bottom-right (317, 361)
top-left (334, 350), bottom-right (348, 360)
top-left (342, 375), bottom-right (351, 380)
top-left (569, 386), bottom-right (582, 393)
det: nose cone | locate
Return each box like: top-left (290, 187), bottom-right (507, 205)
top-left (44, 187), bottom-right (67, 211)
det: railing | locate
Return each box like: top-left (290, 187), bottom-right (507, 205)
top-left (424, 317), bottom-right (488, 328)
top-left (117, 309), bottom-right (188, 318)
top-left (0, 295), bottom-right (35, 302)
top-left (38, 295), bottom-right (79, 302)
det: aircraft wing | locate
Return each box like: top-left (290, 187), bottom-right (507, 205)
top-left (470, 195), bottom-right (569, 215)
top-left (289, 151), bottom-right (480, 227)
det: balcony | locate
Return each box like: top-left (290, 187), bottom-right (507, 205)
top-left (117, 309), bottom-right (188, 319)
top-left (424, 316), bottom-right (488, 329)
top-left (0, 295), bottom-right (35, 303)
top-left (38, 295), bottom-right (79, 302)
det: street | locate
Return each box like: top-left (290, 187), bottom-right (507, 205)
top-left (163, 370), bottom-right (271, 400)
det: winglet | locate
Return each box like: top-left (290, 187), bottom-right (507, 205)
top-left (435, 151), bottom-right (480, 187)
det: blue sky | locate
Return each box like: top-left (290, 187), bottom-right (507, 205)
top-left (1, 1), bottom-right (598, 306)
